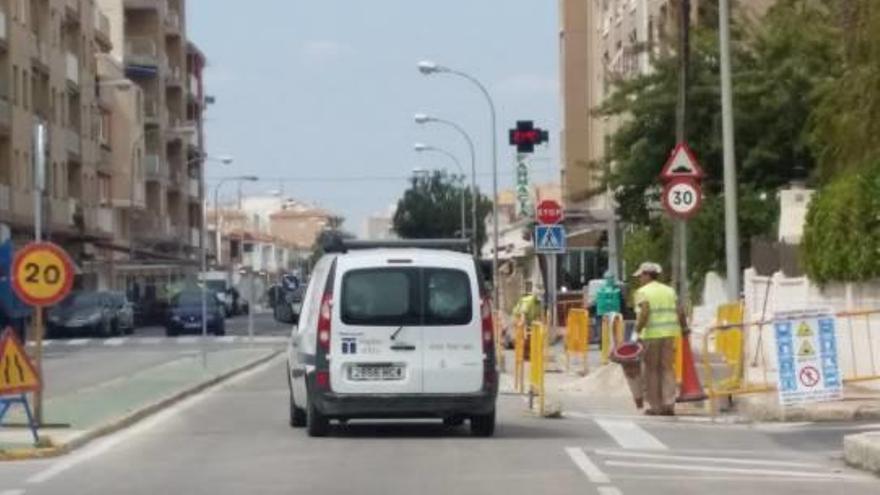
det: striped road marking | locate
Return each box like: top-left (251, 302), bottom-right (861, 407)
top-left (594, 419), bottom-right (668, 451)
top-left (104, 338), bottom-right (127, 346)
top-left (564, 447), bottom-right (610, 484)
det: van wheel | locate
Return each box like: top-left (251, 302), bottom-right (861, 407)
top-left (470, 409), bottom-right (496, 437)
top-left (307, 400), bottom-right (329, 437)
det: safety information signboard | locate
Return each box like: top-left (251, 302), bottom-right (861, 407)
top-left (773, 309), bottom-right (842, 406)
top-left (535, 225), bottom-right (566, 254)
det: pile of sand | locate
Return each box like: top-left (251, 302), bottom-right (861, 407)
top-left (555, 363), bottom-right (634, 399)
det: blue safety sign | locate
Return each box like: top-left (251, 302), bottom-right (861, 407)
top-left (773, 309), bottom-right (842, 406)
top-left (535, 225), bottom-right (566, 254)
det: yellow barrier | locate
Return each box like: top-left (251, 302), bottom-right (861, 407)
top-left (600, 313), bottom-right (625, 365)
top-left (529, 321), bottom-right (546, 416)
top-left (513, 318), bottom-right (527, 393)
top-left (565, 309), bottom-right (590, 374)
top-left (701, 306), bottom-right (880, 416)
top-left (494, 310), bottom-right (506, 372)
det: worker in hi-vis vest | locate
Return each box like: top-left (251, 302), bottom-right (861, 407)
top-left (632, 262), bottom-right (689, 416)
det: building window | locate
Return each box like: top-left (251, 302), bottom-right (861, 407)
top-left (11, 66), bottom-right (17, 106)
top-left (22, 69), bottom-right (28, 110)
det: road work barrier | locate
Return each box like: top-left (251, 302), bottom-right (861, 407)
top-left (513, 318), bottom-right (527, 393)
top-left (600, 313), bottom-right (626, 365)
top-left (494, 310), bottom-right (506, 372)
top-left (702, 305), bottom-right (880, 415)
top-left (528, 321), bottom-right (546, 416)
top-left (564, 309), bottom-right (590, 374)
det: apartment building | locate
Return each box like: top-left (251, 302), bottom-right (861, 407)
top-left (0, 0), bottom-right (119, 289)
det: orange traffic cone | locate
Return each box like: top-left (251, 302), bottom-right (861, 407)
top-left (677, 334), bottom-right (707, 403)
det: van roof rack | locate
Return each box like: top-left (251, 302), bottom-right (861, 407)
top-left (325, 238), bottom-right (472, 254)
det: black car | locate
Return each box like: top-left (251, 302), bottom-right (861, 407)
top-left (166, 290), bottom-right (226, 336)
top-left (47, 292), bottom-right (120, 338)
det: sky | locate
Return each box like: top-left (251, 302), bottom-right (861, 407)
top-left (189, 0), bottom-right (560, 237)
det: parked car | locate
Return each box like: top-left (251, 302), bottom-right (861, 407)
top-left (47, 292), bottom-right (120, 338)
top-left (105, 291), bottom-right (135, 335)
top-left (287, 239), bottom-right (498, 437)
top-left (166, 290), bottom-right (226, 336)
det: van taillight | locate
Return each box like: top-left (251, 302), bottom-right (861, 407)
top-left (318, 293), bottom-right (332, 352)
top-left (481, 297), bottom-right (494, 352)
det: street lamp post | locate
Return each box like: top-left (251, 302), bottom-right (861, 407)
top-left (418, 61), bottom-right (500, 308)
top-left (414, 143), bottom-right (467, 241)
top-left (414, 113), bottom-right (478, 253)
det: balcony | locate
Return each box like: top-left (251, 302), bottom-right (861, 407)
top-left (96, 207), bottom-right (114, 234)
top-left (12, 191), bottom-right (34, 219)
top-left (66, 129), bottom-right (81, 156)
top-left (49, 198), bottom-right (76, 228)
top-left (165, 10), bottom-right (181, 34)
top-left (0, 9), bottom-right (7, 45)
top-left (0, 95), bottom-right (10, 133)
top-left (32, 40), bottom-right (49, 68)
top-left (125, 37), bottom-right (160, 68)
top-left (144, 154), bottom-right (164, 180)
top-left (188, 178), bottom-right (199, 198)
top-left (94, 10), bottom-right (111, 50)
top-left (190, 227), bottom-right (201, 247)
top-left (165, 64), bottom-right (183, 87)
top-left (66, 52), bottom-right (79, 85)
top-left (188, 73), bottom-right (199, 99)
top-left (144, 97), bottom-right (160, 125)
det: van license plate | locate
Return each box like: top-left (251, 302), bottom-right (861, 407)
top-left (349, 365), bottom-right (404, 381)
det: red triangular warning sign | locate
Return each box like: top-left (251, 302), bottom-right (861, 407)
top-left (0, 327), bottom-right (41, 395)
top-left (660, 143), bottom-right (705, 181)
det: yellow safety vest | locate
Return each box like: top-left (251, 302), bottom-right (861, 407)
top-left (635, 281), bottom-right (681, 340)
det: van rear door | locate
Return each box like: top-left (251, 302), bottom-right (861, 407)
top-left (330, 267), bottom-right (423, 395)
top-left (420, 267), bottom-right (484, 394)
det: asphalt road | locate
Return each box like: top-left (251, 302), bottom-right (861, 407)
top-left (1, 356), bottom-right (878, 495)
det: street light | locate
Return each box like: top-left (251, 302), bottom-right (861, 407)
top-left (414, 113), bottom-right (478, 253)
top-left (417, 60), bottom-right (500, 307)
top-left (414, 143), bottom-right (467, 241)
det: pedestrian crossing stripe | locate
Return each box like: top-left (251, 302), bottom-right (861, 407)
top-left (0, 328), bottom-right (41, 395)
top-left (796, 322), bottom-right (814, 337)
top-left (798, 339), bottom-right (816, 358)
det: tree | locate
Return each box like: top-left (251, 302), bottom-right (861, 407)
top-left (392, 170), bottom-right (492, 250)
top-left (596, 1), bottom-right (838, 291)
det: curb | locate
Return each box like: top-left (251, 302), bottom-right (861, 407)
top-left (737, 396), bottom-right (880, 422)
top-left (844, 432), bottom-right (880, 475)
top-left (0, 350), bottom-right (281, 462)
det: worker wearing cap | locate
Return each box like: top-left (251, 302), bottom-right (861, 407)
top-left (632, 262), bottom-right (689, 416)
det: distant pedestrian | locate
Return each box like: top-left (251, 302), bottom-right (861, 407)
top-left (632, 262), bottom-right (689, 416)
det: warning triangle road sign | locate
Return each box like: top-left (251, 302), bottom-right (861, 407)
top-left (796, 322), bottom-right (814, 337)
top-left (660, 143), bottom-right (705, 181)
top-left (798, 339), bottom-right (816, 358)
top-left (0, 328), bottom-right (41, 395)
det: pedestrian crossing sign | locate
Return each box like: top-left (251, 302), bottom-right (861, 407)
top-left (0, 327), bottom-right (41, 395)
top-left (535, 225), bottom-right (566, 254)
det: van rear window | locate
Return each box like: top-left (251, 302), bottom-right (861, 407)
top-left (341, 268), bottom-right (472, 326)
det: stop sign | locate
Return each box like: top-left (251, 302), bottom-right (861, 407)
top-left (536, 200), bottom-right (563, 225)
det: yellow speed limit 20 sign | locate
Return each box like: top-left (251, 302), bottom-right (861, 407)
top-left (12, 242), bottom-right (75, 307)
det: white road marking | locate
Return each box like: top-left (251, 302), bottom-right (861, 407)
top-left (597, 487), bottom-right (622, 495)
top-left (214, 336), bottom-right (236, 344)
top-left (104, 338), bottom-right (127, 346)
top-left (26, 354), bottom-right (282, 485)
top-left (139, 338), bottom-right (163, 345)
top-left (604, 460), bottom-right (868, 481)
top-left (595, 419), bottom-right (668, 450)
top-left (594, 449), bottom-right (824, 469)
top-left (175, 337), bottom-right (198, 345)
top-left (565, 447), bottom-right (610, 484)
top-left (66, 339), bottom-right (90, 346)
top-left (0, 489), bottom-right (26, 495)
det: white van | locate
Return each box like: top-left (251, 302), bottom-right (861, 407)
top-left (286, 240), bottom-right (498, 437)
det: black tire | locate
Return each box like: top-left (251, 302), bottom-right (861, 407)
top-left (98, 319), bottom-right (112, 338)
top-left (470, 409), bottom-right (496, 437)
top-left (306, 398), bottom-right (329, 437)
top-left (124, 325), bottom-right (135, 336)
top-left (213, 320), bottom-right (226, 336)
top-left (112, 320), bottom-right (122, 337)
top-left (165, 326), bottom-right (178, 337)
top-left (443, 416), bottom-right (465, 427)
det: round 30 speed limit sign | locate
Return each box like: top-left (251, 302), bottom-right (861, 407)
top-left (662, 178), bottom-right (702, 219)
top-left (12, 242), bottom-right (75, 307)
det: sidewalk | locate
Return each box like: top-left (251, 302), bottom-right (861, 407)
top-left (0, 347), bottom-right (279, 460)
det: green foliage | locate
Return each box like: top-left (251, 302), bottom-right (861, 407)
top-left (600, 0), bottom-right (837, 289)
top-left (802, 160), bottom-right (880, 283)
top-left (622, 225), bottom-right (670, 301)
top-left (392, 170), bottom-right (492, 249)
